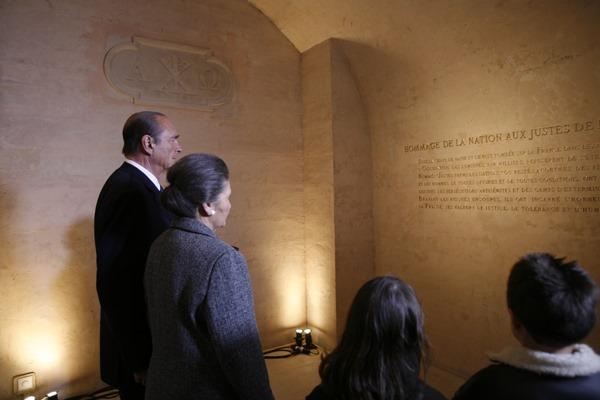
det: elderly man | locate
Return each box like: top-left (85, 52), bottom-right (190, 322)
top-left (95, 111), bottom-right (182, 400)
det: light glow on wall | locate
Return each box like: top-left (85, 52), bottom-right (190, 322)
top-left (275, 260), bottom-right (306, 329)
top-left (304, 230), bottom-right (336, 349)
top-left (23, 330), bottom-right (62, 369)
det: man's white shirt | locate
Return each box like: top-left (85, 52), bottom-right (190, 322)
top-left (125, 159), bottom-right (161, 191)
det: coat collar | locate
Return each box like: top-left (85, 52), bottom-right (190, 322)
top-left (120, 162), bottom-right (160, 193)
top-left (171, 217), bottom-right (217, 238)
top-left (124, 159), bottom-right (161, 190)
top-left (488, 344), bottom-right (600, 377)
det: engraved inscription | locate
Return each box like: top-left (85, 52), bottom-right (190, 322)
top-left (405, 119), bottom-right (600, 153)
top-left (104, 37), bottom-right (235, 110)
top-left (408, 119), bottom-right (600, 214)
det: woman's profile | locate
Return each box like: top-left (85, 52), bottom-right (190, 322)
top-left (144, 153), bottom-right (274, 400)
top-left (307, 276), bottom-right (446, 400)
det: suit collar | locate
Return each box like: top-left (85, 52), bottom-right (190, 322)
top-left (124, 159), bottom-right (161, 190)
top-left (120, 162), bottom-right (160, 193)
top-left (171, 217), bottom-right (216, 238)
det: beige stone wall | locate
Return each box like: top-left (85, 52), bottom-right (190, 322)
top-left (330, 41), bottom-right (375, 338)
top-left (302, 39), bottom-right (375, 349)
top-left (3, 0), bottom-right (600, 398)
top-left (252, 0), bottom-right (600, 397)
top-left (0, 0), bottom-right (303, 398)
top-left (340, 3), bottom-right (600, 395)
top-left (302, 40), bottom-right (337, 349)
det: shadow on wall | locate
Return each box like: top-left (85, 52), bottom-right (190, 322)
top-left (51, 217), bottom-right (102, 395)
top-left (337, 38), bottom-right (419, 115)
top-left (335, 38), bottom-right (420, 188)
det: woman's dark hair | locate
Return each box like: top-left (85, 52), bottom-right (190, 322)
top-left (508, 252), bottom-right (599, 348)
top-left (122, 111), bottom-right (166, 155)
top-left (319, 276), bottom-right (428, 400)
top-left (161, 153), bottom-right (229, 218)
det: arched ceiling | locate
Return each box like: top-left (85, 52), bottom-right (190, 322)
top-left (249, 0), bottom-right (599, 129)
top-left (248, 1), bottom-right (596, 63)
top-left (249, 1), bottom-right (599, 56)
top-left (249, 0), bottom-right (393, 53)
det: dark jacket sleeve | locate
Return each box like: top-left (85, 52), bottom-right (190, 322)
top-left (202, 249), bottom-right (274, 400)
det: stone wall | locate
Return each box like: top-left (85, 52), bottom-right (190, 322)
top-left (302, 39), bottom-right (375, 349)
top-left (0, 0), bottom-right (303, 397)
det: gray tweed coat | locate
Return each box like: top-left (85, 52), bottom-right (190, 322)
top-left (144, 217), bottom-right (274, 400)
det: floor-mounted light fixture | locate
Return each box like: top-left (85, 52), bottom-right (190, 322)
top-left (46, 391), bottom-right (59, 400)
top-left (304, 328), bottom-right (313, 349)
top-left (295, 328), bottom-right (303, 349)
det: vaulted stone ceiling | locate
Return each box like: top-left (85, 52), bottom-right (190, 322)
top-left (249, 0), bottom-right (598, 56)
top-left (248, 0), bottom-right (598, 127)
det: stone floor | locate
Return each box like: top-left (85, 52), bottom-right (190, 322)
top-left (111, 352), bottom-right (463, 399)
top-left (266, 352), bottom-right (322, 400)
top-left (110, 353), bottom-right (321, 400)
top-left (265, 352), bottom-right (466, 399)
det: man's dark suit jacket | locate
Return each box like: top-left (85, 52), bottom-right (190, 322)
top-left (94, 162), bottom-right (172, 386)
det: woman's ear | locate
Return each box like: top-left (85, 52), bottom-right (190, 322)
top-left (200, 202), bottom-right (215, 216)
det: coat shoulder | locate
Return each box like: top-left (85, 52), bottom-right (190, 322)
top-left (154, 224), bottom-right (243, 266)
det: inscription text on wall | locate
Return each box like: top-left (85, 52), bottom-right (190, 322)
top-left (407, 119), bottom-right (600, 214)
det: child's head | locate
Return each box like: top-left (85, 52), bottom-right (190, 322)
top-left (343, 275), bottom-right (425, 355)
top-left (319, 276), bottom-right (427, 400)
top-left (507, 253), bottom-right (599, 349)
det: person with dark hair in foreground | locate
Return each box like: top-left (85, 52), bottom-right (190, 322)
top-left (95, 111), bottom-right (181, 400)
top-left (307, 276), bottom-right (446, 400)
top-left (453, 253), bottom-right (600, 400)
top-left (144, 153), bottom-right (274, 400)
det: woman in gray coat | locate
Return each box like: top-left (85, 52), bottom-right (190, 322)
top-left (144, 153), bottom-right (274, 400)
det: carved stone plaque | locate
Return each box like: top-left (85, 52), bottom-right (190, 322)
top-left (104, 37), bottom-right (235, 110)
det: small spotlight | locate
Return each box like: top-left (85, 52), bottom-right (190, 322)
top-left (295, 329), bottom-right (303, 347)
top-left (304, 328), bottom-right (313, 348)
top-left (24, 396), bottom-right (36, 400)
top-left (47, 391), bottom-right (59, 400)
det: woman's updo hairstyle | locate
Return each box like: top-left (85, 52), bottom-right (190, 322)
top-left (161, 153), bottom-right (229, 218)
